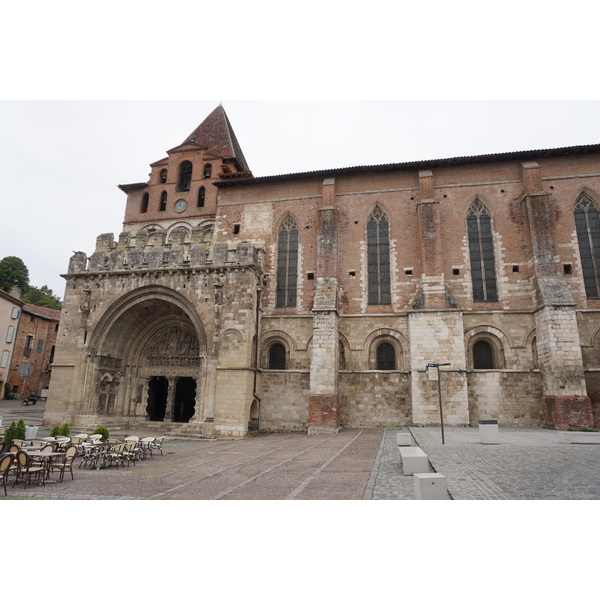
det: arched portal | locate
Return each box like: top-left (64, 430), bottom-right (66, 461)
top-left (88, 286), bottom-right (206, 424)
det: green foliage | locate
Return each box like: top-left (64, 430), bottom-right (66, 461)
top-left (3, 422), bottom-right (18, 446)
top-left (59, 423), bottom-right (70, 436)
top-left (0, 256), bottom-right (61, 308)
top-left (21, 285), bottom-right (62, 310)
top-left (50, 425), bottom-right (61, 437)
top-left (16, 419), bottom-right (26, 441)
top-left (92, 426), bottom-right (110, 441)
top-left (0, 256), bottom-right (29, 293)
top-left (4, 382), bottom-right (12, 399)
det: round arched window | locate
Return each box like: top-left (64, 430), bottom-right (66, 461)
top-left (473, 340), bottom-right (494, 369)
top-left (268, 343), bottom-right (286, 370)
top-left (377, 342), bottom-right (396, 370)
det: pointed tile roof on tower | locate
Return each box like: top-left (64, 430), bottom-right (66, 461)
top-left (178, 105), bottom-right (250, 173)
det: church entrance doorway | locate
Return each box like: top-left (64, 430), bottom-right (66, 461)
top-left (174, 377), bottom-right (196, 423)
top-left (147, 376), bottom-right (168, 421)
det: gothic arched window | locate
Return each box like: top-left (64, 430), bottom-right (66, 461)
top-left (574, 192), bottom-right (600, 298)
top-left (376, 342), bottom-right (396, 370)
top-left (159, 169), bottom-right (167, 184)
top-left (276, 217), bottom-right (298, 308)
top-left (367, 206), bottom-right (391, 305)
top-left (159, 191), bottom-right (167, 211)
top-left (177, 161), bottom-right (192, 192)
top-left (268, 343), bottom-right (286, 370)
top-left (198, 186), bottom-right (205, 208)
top-left (203, 164), bottom-right (212, 179)
top-left (467, 200), bottom-right (498, 302)
top-left (141, 193), bottom-right (149, 214)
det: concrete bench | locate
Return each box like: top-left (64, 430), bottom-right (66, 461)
top-left (558, 431), bottom-right (600, 445)
top-left (396, 432), bottom-right (412, 446)
top-left (414, 473), bottom-right (448, 500)
top-left (398, 446), bottom-right (429, 475)
top-left (479, 419), bottom-right (499, 444)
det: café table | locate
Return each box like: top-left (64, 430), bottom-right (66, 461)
top-left (23, 450), bottom-right (66, 485)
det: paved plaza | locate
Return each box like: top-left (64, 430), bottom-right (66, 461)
top-left (2, 399), bottom-right (600, 500)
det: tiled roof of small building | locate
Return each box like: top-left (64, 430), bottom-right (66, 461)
top-left (22, 304), bottom-right (61, 321)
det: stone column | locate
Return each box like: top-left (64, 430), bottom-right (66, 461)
top-left (522, 161), bottom-right (593, 429)
top-left (308, 178), bottom-right (341, 434)
top-left (164, 377), bottom-right (176, 422)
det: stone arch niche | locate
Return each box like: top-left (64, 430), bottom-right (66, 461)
top-left (86, 286), bottom-right (206, 425)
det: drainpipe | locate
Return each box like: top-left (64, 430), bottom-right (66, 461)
top-left (253, 277), bottom-right (263, 433)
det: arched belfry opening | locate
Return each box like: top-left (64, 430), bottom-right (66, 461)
top-left (87, 286), bottom-right (206, 426)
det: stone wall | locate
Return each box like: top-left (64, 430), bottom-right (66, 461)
top-left (467, 371), bottom-right (543, 426)
top-left (339, 371), bottom-right (411, 427)
top-left (258, 370), bottom-right (310, 431)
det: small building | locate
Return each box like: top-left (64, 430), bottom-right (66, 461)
top-left (0, 287), bottom-right (25, 396)
top-left (7, 303), bottom-right (60, 399)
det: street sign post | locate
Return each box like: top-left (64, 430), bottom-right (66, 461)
top-left (426, 363), bottom-right (451, 444)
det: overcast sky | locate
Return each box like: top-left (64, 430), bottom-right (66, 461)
top-left (2, 1), bottom-right (598, 575)
top-left (1, 99), bottom-right (600, 298)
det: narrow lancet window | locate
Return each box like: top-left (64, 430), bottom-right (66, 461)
top-left (160, 191), bottom-right (167, 211)
top-left (574, 192), bottom-right (600, 298)
top-left (141, 193), bottom-right (149, 213)
top-left (276, 217), bottom-right (298, 308)
top-left (198, 186), bottom-right (205, 208)
top-left (367, 206), bottom-right (391, 305)
top-left (177, 161), bottom-right (192, 192)
top-left (467, 200), bottom-right (498, 302)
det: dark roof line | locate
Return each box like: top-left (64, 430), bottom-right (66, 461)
top-left (215, 143), bottom-right (600, 188)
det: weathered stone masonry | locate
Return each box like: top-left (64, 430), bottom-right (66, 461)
top-left (45, 106), bottom-right (600, 435)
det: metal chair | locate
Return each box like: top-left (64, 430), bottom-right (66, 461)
top-left (150, 436), bottom-right (165, 455)
top-left (0, 454), bottom-right (14, 496)
top-left (102, 443), bottom-right (126, 468)
top-left (49, 446), bottom-right (78, 482)
top-left (12, 450), bottom-right (45, 487)
top-left (140, 437), bottom-right (155, 459)
top-left (79, 443), bottom-right (101, 469)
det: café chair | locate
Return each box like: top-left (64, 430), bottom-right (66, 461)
top-left (49, 446), bottom-right (78, 482)
top-left (0, 454), bottom-right (14, 496)
top-left (13, 450), bottom-right (45, 487)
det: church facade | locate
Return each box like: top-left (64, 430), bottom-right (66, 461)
top-left (45, 105), bottom-right (600, 436)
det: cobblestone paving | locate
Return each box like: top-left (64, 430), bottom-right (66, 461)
top-left (3, 398), bottom-right (600, 501)
top-left (364, 427), bottom-right (434, 499)
top-left (410, 427), bottom-right (600, 500)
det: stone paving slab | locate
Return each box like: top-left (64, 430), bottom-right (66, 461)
top-left (3, 407), bottom-right (600, 500)
top-left (409, 426), bottom-right (600, 500)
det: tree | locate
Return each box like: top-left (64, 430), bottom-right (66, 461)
top-left (0, 256), bottom-right (29, 293)
top-left (21, 284), bottom-right (62, 310)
